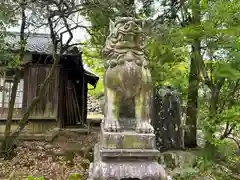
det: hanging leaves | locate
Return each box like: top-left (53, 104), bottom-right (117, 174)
top-left (214, 62), bottom-right (240, 80)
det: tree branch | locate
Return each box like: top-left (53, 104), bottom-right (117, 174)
top-left (218, 79), bottom-right (240, 114)
top-left (220, 123), bottom-right (236, 140)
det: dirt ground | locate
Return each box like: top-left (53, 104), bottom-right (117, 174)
top-left (0, 131), bottom-right (98, 180)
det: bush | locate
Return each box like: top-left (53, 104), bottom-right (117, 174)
top-left (88, 79), bottom-right (104, 98)
top-left (82, 45), bottom-right (104, 98)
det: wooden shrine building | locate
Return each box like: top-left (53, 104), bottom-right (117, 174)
top-left (0, 32), bottom-right (99, 134)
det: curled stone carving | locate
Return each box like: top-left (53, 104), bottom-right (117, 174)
top-left (87, 17), bottom-right (172, 180)
top-left (102, 17), bottom-right (153, 134)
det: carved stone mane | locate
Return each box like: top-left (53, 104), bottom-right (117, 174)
top-left (102, 17), bottom-right (153, 133)
top-left (87, 17), bottom-right (172, 180)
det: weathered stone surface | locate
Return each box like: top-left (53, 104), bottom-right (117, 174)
top-left (45, 128), bottom-right (60, 142)
top-left (87, 17), bottom-right (171, 180)
top-left (118, 118), bottom-right (136, 130)
top-left (100, 148), bottom-right (160, 158)
top-left (100, 127), bottom-right (156, 149)
top-left (102, 17), bottom-right (153, 134)
top-left (159, 151), bottom-right (197, 170)
top-left (151, 86), bottom-right (184, 152)
top-left (88, 124), bottom-right (171, 180)
top-left (88, 144), bottom-right (170, 180)
top-left (88, 160), bottom-right (168, 180)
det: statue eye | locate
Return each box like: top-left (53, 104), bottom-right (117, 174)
top-left (124, 23), bottom-right (129, 29)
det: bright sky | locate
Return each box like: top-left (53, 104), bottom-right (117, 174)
top-left (7, 14), bottom-right (90, 43)
top-left (7, 0), bottom-right (162, 43)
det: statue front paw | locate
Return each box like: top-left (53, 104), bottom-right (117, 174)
top-left (136, 122), bottom-right (154, 134)
top-left (104, 119), bottom-right (121, 132)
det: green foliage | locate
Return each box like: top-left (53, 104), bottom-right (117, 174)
top-left (27, 174), bottom-right (83, 180)
top-left (171, 143), bottom-right (240, 179)
top-left (82, 44), bottom-right (104, 97)
top-left (0, 2), bottom-right (19, 68)
top-left (147, 37), bottom-right (189, 98)
top-left (68, 173), bottom-right (82, 180)
top-left (214, 62), bottom-right (240, 80)
top-left (172, 167), bottom-right (200, 179)
top-left (27, 176), bottom-right (44, 180)
top-left (81, 0), bottom-right (154, 46)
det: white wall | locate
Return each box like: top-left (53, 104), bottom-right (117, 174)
top-left (0, 78), bottom-right (24, 108)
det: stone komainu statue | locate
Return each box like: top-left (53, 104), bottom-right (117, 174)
top-left (102, 17), bottom-right (154, 133)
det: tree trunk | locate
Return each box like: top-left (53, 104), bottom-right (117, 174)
top-left (2, 71), bottom-right (20, 148)
top-left (184, 45), bottom-right (200, 148)
top-left (0, 0), bottom-right (26, 157)
top-left (184, 0), bottom-right (201, 148)
top-left (205, 80), bottom-right (225, 155)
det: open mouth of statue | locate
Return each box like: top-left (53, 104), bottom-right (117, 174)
top-left (115, 33), bottom-right (144, 49)
top-left (120, 34), bottom-right (135, 41)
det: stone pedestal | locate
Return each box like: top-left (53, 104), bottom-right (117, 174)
top-left (88, 124), bottom-right (171, 180)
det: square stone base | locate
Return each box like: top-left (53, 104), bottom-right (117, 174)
top-left (88, 161), bottom-right (170, 180)
top-left (88, 144), bottom-right (171, 180)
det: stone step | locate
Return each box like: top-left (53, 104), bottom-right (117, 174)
top-left (101, 129), bottom-right (156, 149)
top-left (87, 114), bottom-right (103, 123)
top-left (100, 148), bottom-right (160, 158)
